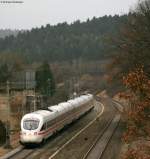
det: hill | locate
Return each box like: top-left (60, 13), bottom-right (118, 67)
top-left (0, 15), bottom-right (128, 63)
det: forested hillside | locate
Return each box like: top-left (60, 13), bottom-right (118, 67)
top-left (0, 15), bottom-right (128, 63)
top-left (0, 29), bottom-right (21, 39)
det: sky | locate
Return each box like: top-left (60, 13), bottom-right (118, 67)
top-left (0, 0), bottom-right (138, 30)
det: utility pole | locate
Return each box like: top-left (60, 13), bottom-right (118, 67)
top-left (4, 81), bottom-right (12, 149)
top-left (33, 86), bottom-right (36, 112)
top-left (33, 96), bottom-right (36, 112)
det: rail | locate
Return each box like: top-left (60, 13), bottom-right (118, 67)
top-left (82, 115), bottom-right (120, 159)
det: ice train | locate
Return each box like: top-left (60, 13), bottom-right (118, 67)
top-left (20, 94), bottom-right (94, 145)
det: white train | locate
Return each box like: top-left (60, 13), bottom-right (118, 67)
top-left (20, 94), bottom-right (94, 145)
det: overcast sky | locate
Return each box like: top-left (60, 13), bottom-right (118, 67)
top-left (0, 0), bottom-right (138, 30)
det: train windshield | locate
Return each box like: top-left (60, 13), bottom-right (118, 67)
top-left (23, 120), bottom-right (39, 130)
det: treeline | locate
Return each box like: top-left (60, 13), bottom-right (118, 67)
top-left (0, 15), bottom-right (128, 63)
top-left (0, 29), bottom-right (21, 39)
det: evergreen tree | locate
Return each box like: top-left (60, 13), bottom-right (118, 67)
top-left (0, 63), bottom-right (10, 83)
top-left (35, 62), bottom-right (55, 96)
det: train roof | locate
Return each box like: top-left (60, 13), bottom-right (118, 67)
top-left (22, 109), bottom-right (56, 122)
top-left (22, 94), bottom-right (94, 122)
top-left (48, 105), bottom-right (65, 114)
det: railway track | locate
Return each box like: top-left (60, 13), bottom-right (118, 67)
top-left (9, 148), bottom-right (35, 159)
top-left (82, 114), bottom-right (120, 159)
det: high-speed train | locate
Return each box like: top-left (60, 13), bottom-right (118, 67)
top-left (20, 94), bottom-right (94, 145)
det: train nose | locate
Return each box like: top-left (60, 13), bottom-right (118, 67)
top-left (20, 131), bottom-right (43, 144)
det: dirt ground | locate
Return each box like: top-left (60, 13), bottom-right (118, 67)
top-left (0, 131), bottom-right (20, 157)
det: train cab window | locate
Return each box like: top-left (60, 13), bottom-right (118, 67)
top-left (23, 120), bottom-right (39, 130)
top-left (40, 123), bottom-right (46, 131)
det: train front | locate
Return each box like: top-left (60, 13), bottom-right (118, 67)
top-left (20, 113), bottom-right (43, 145)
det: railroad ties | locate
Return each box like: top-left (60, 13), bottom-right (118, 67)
top-left (82, 115), bottom-right (120, 159)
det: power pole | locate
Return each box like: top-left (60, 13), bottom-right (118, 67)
top-left (33, 95), bottom-right (36, 112)
top-left (32, 85), bottom-right (36, 112)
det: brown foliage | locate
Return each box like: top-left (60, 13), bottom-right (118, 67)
top-left (123, 146), bottom-right (150, 159)
top-left (123, 67), bottom-right (150, 97)
top-left (121, 67), bottom-right (150, 158)
top-left (121, 67), bottom-right (150, 143)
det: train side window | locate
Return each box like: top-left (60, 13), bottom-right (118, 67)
top-left (41, 123), bottom-right (46, 131)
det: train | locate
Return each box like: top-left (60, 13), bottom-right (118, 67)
top-left (20, 94), bottom-right (94, 145)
